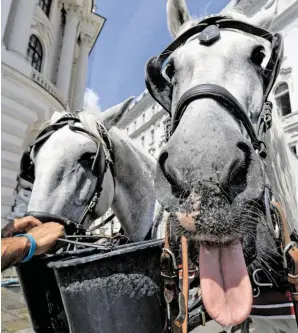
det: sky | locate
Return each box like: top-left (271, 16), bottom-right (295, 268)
top-left (84, 0), bottom-right (231, 111)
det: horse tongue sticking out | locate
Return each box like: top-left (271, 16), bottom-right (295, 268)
top-left (199, 242), bottom-right (253, 327)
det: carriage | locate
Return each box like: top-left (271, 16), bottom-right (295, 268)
top-left (8, 0), bottom-right (298, 332)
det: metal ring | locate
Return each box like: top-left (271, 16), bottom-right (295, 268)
top-left (162, 248), bottom-right (178, 270)
top-left (201, 311), bottom-right (206, 326)
top-left (270, 203), bottom-right (281, 239)
top-left (283, 241), bottom-right (297, 269)
top-left (253, 287), bottom-right (260, 298)
top-left (252, 268), bottom-right (273, 288)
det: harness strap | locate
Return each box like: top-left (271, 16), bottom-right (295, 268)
top-left (161, 217), bottom-right (192, 333)
top-left (271, 202), bottom-right (298, 325)
top-left (181, 236), bottom-right (189, 333)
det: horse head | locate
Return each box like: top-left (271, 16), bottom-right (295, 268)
top-left (148, 0), bottom-right (293, 327)
top-left (21, 98), bottom-right (132, 231)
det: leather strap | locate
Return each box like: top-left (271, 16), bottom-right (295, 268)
top-left (173, 84), bottom-right (262, 152)
top-left (181, 236), bottom-right (189, 333)
top-left (271, 202), bottom-right (298, 324)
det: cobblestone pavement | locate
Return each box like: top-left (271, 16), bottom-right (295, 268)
top-left (1, 287), bottom-right (34, 333)
top-left (1, 284), bottom-right (223, 333)
top-left (0, 278), bottom-right (239, 333)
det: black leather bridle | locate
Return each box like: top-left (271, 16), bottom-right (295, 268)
top-left (145, 15), bottom-right (284, 158)
top-left (19, 113), bottom-right (115, 234)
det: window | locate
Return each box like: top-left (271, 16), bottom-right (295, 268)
top-left (141, 136), bottom-right (145, 147)
top-left (290, 145), bottom-right (297, 156)
top-left (275, 83), bottom-right (292, 117)
top-left (26, 35), bottom-right (43, 72)
top-left (151, 129), bottom-right (155, 144)
top-left (38, 0), bottom-right (52, 17)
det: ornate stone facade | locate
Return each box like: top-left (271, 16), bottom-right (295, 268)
top-left (1, 0), bottom-right (105, 226)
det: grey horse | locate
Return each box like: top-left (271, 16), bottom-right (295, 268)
top-left (152, 0), bottom-right (298, 332)
top-left (19, 98), bottom-right (158, 242)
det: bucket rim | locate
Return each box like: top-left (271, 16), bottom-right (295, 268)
top-left (47, 239), bottom-right (164, 269)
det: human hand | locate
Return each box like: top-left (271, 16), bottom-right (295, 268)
top-left (27, 222), bottom-right (65, 255)
top-left (1, 216), bottom-right (42, 238)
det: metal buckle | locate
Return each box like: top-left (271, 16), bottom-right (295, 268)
top-left (264, 188), bottom-right (280, 239)
top-left (88, 193), bottom-right (99, 211)
top-left (283, 241), bottom-right (297, 269)
top-left (252, 268), bottom-right (273, 288)
top-left (162, 248), bottom-right (178, 270)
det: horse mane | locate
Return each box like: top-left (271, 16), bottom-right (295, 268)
top-left (110, 127), bottom-right (156, 175)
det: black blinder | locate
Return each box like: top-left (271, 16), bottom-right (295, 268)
top-left (145, 57), bottom-right (172, 114)
top-left (263, 33), bottom-right (284, 101)
top-left (19, 151), bottom-right (35, 184)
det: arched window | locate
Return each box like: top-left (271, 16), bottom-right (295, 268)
top-left (290, 145), bottom-right (297, 156)
top-left (275, 83), bottom-right (292, 117)
top-left (26, 35), bottom-right (43, 72)
top-left (38, 0), bottom-right (52, 17)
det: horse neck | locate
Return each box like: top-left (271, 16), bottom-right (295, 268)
top-left (265, 106), bottom-right (298, 232)
top-left (109, 128), bottom-right (157, 242)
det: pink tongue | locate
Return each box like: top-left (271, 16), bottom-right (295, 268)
top-left (199, 242), bottom-right (252, 327)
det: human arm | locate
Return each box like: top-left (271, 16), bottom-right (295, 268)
top-left (1, 236), bottom-right (31, 271)
top-left (1, 219), bottom-right (65, 271)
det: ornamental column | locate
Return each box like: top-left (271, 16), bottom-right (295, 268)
top-left (7, 0), bottom-right (36, 57)
top-left (56, 5), bottom-right (81, 102)
top-left (1, 0), bottom-right (13, 41)
top-left (73, 34), bottom-right (92, 110)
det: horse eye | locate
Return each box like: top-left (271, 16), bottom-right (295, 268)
top-left (162, 62), bottom-right (175, 82)
top-left (80, 153), bottom-right (95, 169)
top-left (251, 46), bottom-right (266, 66)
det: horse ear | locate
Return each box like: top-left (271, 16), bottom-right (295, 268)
top-left (222, 0), bottom-right (277, 30)
top-left (167, 0), bottom-right (191, 38)
top-left (249, 0), bottom-right (277, 29)
top-left (100, 96), bottom-right (134, 130)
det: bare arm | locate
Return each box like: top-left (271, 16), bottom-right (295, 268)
top-left (1, 237), bottom-right (30, 271)
top-left (1, 217), bottom-right (65, 271)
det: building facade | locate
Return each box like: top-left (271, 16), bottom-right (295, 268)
top-left (1, 0), bottom-right (105, 226)
top-left (118, 91), bottom-right (168, 160)
top-left (119, 0), bottom-right (298, 158)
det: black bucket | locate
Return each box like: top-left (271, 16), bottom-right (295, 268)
top-left (48, 239), bottom-right (166, 333)
top-left (16, 254), bottom-right (70, 333)
top-left (16, 247), bottom-right (98, 333)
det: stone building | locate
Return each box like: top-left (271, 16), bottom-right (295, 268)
top-left (1, 0), bottom-right (105, 226)
top-left (119, 0), bottom-right (298, 158)
top-left (117, 90), bottom-right (168, 160)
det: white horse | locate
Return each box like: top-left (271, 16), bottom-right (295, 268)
top-left (151, 0), bottom-right (298, 332)
top-left (13, 98), bottom-right (159, 243)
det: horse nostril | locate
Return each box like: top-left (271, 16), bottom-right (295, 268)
top-left (219, 142), bottom-right (251, 198)
top-left (158, 151), bottom-right (190, 199)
